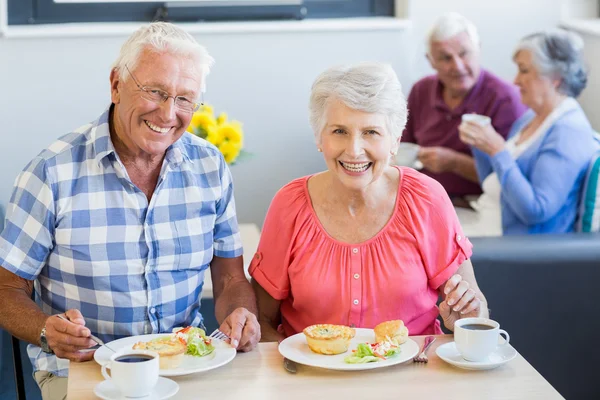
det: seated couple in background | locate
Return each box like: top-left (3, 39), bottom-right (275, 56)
top-left (250, 63), bottom-right (489, 342)
top-left (404, 12), bottom-right (598, 235)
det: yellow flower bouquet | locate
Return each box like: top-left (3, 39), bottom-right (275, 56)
top-left (186, 104), bottom-right (247, 164)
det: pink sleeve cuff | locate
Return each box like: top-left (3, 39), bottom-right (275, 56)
top-left (428, 237), bottom-right (473, 290)
top-left (248, 253), bottom-right (289, 300)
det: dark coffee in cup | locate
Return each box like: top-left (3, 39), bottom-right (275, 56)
top-left (115, 354), bottom-right (155, 363)
top-left (461, 324), bottom-right (494, 331)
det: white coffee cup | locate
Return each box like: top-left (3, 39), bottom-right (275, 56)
top-left (454, 318), bottom-right (510, 362)
top-left (461, 113), bottom-right (491, 127)
top-left (101, 350), bottom-right (159, 398)
top-left (395, 143), bottom-right (421, 168)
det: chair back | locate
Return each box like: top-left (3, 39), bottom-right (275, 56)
top-left (576, 133), bottom-right (600, 232)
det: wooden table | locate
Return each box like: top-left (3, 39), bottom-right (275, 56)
top-left (67, 335), bottom-right (563, 399)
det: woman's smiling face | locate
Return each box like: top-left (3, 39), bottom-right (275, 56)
top-left (319, 97), bottom-right (397, 191)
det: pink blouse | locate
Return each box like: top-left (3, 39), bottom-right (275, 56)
top-left (249, 167), bottom-right (472, 337)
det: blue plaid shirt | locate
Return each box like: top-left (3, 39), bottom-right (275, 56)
top-left (0, 108), bottom-right (242, 376)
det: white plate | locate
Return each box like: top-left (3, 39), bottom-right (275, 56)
top-left (94, 334), bottom-right (236, 377)
top-left (435, 342), bottom-right (517, 370)
top-left (278, 328), bottom-right (419, 371)
top-left (94, 376), bottom-right (178, 400)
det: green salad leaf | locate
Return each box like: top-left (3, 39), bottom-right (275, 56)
top-left (343, 342), bottom-right (401, 364)
top-left (174, 327), bottom-right (215, 357)
top-left (344, 343), bottom-right (380, 364)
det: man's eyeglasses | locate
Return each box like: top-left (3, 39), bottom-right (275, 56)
top-left (125, 65), bottom-right (202, 113)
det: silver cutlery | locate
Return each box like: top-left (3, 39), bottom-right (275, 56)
top-left (208, 328), bottom-right (231, 342)
top-left (278, 338), bottom-right (297, 374)
top-left (283, 357), bottom-right (297, 373)
top-left (56, 314), bottom-right (116, 353)
top-left (413, 336), bottom-right (436, 363)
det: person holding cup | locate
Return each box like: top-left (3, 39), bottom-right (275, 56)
top-left (458, 29), bottom-right (599, 235)
top-left (402, 12), bottom-right (525, 202)
top-left (250, 63), bottom-right (489, 343)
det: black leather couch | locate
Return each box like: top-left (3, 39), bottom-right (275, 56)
top-left (470, 233), bottom-right (600, 400)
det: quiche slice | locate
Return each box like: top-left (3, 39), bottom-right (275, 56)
top-left (303, 324), bottom-right (356, 355)
top-left (132, 337), bottom-right (187, 369)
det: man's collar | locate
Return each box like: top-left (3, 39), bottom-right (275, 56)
top-left (432, 69), bottom-right (486, 113)
top-left (91, 107), bottom-right (116, 167)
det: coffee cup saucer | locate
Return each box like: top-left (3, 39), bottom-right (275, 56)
top-left (435, 342), bottom-right (517, 371)
top-left (93, 376), bottom-right (179, 400)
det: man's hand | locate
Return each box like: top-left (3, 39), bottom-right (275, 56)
top-left (439, 274), bottom-right (483, 331)
top-left (44, 309), bottom-right (96, 362)
top-left (417, 146), bottom-right (458, 173)
top-left (219, 307), bottom-right (261, 352)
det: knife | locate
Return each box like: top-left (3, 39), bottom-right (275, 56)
top-left (278, 337), bottom-right (297, 374)
top-left (283, 357), bottom-right (298, 374)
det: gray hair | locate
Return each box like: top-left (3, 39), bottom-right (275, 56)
top-left (514, 29), bottom-right (587, 97)
top-left (112, 22), bottom-right (215, 92)
top-left (426, 12), bottom-right (480, 55)
top-left (309, 63), bottom-right (408, 143)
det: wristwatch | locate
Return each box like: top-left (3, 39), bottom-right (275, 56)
top-left (40, 325), bottom-right (53, 354)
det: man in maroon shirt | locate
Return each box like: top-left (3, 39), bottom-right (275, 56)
top-left (402, 12), bottom-right (526, 199)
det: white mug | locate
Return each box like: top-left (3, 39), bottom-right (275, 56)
top-left (395, 143), bottom-right (421, 168)
top-left (101, 350), bottom-right (159, 398)
top-left (461, 113), bottom-right (491, 127)
top-left (454, 318), bottom-right (510, 362)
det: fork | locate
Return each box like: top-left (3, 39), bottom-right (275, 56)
top-left (208, 328), bottom-right (231, 342)
top-left (413, 336), bottom-right (436, 363)
top-left (56, 314), bottom-right (116, 353)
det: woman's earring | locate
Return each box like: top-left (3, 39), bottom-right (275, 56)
top-left (318, 148), bottom-right (323, 152)
top-left (390, 150), bottom-right (397, 156)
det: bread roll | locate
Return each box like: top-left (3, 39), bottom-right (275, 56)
top-left (303, 324), bottom-right (356, 355)
top-left (374, 320), bottom-right (409, 345)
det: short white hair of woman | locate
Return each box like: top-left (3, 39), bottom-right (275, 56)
top-left (112, 22), bottom-right (215, 93)
top-left (309, 62), bottom-right (408, 143)
top-left (513, 29), bottom-right (587, 98)
top-left (426, 12), bottom-right (480, 55)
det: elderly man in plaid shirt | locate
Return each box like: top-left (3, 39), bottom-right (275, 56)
top-left (0, 22), bottom-right (260, 399)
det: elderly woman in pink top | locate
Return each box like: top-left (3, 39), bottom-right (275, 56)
top-left (249, 63), bottom-right (489, 342)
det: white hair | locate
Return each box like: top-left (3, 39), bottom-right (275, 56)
top-left (513, 29), bottom-right (587, 97)
top-left (112, 22), bottom-right (215, 92)
top-left (426, 12), bottom-right (480, 55)
top-left (308, 62), bottom-right (408, 143)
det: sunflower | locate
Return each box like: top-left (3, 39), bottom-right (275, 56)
top-left (219, 141), bottom-right (241, 164)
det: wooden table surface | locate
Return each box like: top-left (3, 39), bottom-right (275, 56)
top-left (67, 335), bottom-right (563, 400)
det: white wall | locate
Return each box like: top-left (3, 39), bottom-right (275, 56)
top-left (0, 0), bottom-right (569, 226)
top-left (562, 19), bottom-right (600, 131)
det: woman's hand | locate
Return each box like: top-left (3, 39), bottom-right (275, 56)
top-left (458, 121), bottom-right (506, 156)
top-left (439, 274), bottom-right (485, 331)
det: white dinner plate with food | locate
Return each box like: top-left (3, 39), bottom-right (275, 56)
top-left (278, 328), bottom-right (419, 371)
top-left (435, 342), bottom-right (517, 371)
top-left (94, 334), bottom-right (236, 377)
